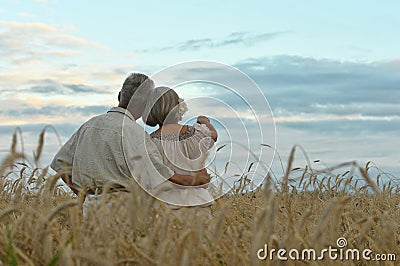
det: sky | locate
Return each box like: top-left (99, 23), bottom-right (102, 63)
top-left (0, 0), bottom-right (399, 184)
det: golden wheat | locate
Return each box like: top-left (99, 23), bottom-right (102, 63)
top-left (0, 130), bottom-right (399, 265)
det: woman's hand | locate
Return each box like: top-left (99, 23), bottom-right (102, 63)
top-left (197, 168), bottom-right (211, 185)
top-left (169, 169), bottom-right (211, 186)
top-left (197, 115), bottom-right (210, 124)
top-left (196, 115), bottom-right (218, 141)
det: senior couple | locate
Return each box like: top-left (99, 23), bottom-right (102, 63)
top-left (50, 73), bottom-right (217, 218)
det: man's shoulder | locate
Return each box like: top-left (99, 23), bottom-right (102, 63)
top-left (77, 113), bottom-right (108, 130)
top-left (84, 112), bottom-right (108, 123)
top-left (77, 108), bottom-right (145, 139)
top-left (82, 109), bottom-right (125, 128)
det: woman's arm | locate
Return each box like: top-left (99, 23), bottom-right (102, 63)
top-left (169, 169), bottom-right (211, 186)
top-left (197, 115), bottom-right (218, 141)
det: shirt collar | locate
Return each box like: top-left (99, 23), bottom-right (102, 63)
top-left (107, 107), bottom-right (136, 122)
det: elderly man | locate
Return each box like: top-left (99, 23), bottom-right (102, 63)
top-left (50, 73), bottom-right (210, 215)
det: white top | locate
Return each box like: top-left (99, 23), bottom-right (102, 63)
top-left (150, 123), bottom-right (215, 208)
top-left (50, 107), bottom-right (174, 191)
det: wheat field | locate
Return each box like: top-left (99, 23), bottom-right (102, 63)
top-left (1, 130), bottom-right (399, 265)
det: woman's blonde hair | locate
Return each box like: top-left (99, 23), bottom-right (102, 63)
top-left (143, 87), bottom-right (187, 127)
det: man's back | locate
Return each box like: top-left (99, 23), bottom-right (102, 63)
top-left (73, 109), bottom-right (132, 188)
top-left (51, 107), bottom-right (135, 190)
top-left (51, 107), bottom-right (173, 192)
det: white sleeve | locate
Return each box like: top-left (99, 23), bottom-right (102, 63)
top-left (123, 125), bottom-right (174, 190)
top-left (193, 123), bottom-right (215, 151)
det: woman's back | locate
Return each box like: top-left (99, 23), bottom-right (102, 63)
top-left (150, 123), bottom-right (214, 175)
top-left (150, 123), bottom-right (215, 207)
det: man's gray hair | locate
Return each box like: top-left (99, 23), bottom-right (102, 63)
top-left (119, 73), bottom-right (155, 108)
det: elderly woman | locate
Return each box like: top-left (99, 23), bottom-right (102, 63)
top-left (143, 86), bottom-right (218, 218)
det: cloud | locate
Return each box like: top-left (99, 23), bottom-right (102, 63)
top-left (0, 123), bottom-right (80, 138)
top-left (155, 56), bottom-right (400, 139)
top-left (309, 103), bottom-right (400, 118)
top-left (0, 20), bottom-right (104, 65)
top-left (0, 104), bottom-right (111, 124)
top-left (231, 56), bottom-right (400, 126)
top-left (29, 79), bottom-right (109, 95)
top-left (218, 31), bottom-right (290, 47)
top-left (0, 87), bottom-right (115, 127)
top-left (236, 55), bottom-right (400, 91)
top-left (0, 78), bottom-right (110, 95)
top-left (278, 119), bottom-right (400, 135)
top-left (230, 56), bottom-right (400, 110)
top-left (16, 12), bottom-right (36, 18)
top-left (178, 38), bottom-right (214, 50)
top-left (157, 31), bottom-right (290, 52)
